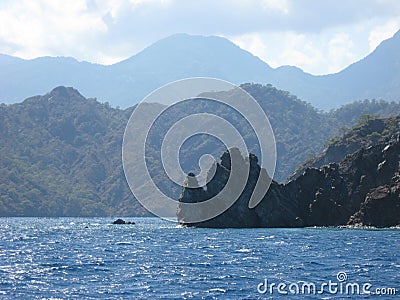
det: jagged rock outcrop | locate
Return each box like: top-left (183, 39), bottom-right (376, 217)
top-left (177, 149), bottom-right (267, 227)
top-left (177, 119), bottom-right (400, 228)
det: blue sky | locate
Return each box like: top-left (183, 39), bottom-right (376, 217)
top-left (0, 0), bottom-right (399, 75)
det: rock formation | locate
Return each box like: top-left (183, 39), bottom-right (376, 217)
top-left (177, 118), bottom-right (400, 228)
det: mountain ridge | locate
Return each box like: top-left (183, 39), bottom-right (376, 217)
top-left (1, 32), bottom-right (400, 109)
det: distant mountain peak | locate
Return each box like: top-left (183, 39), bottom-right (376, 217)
top-left (48, 86), bottom-right (84, 100)
top-left (151, 33), bottom-right (238, 44)
top-left (22, 86), bottom-right (87, 106)
top-left (117, 32), bottom-right (269, 68)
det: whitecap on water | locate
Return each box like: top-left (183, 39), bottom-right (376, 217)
top-left (242, 256), bottom-right (258, 261)
top-left (207, 288), bottom-right (227, 293)
top-left (273, 241), bottom-right (287, 245)
top-left (235, 248), bottom-right (251, 253)
top-left (256, 235), bottom-right (275, 240)
top-left (181, 291), bottom-right (200, 297)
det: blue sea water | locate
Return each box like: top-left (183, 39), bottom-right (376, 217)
top-left (0, 218), bottom-right (399, 299)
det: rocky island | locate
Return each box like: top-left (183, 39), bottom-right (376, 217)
top-left (177, 116), bottom-right (400, 228)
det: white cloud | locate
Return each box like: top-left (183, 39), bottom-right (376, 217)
top-left (261, 0), bottom-right (290, 15)
top-left (327, 33), bottom-right (356, 73)
top-left (279, 33), bottom-right (324, 72)
top-left (231, 31), bottom-right (359, 74)
top-left (0, 0), bottom-right (399, 73)
top-left (368, 19), bottom-right (400, 51)
top-left (0, 0), bottom-right (107, 59)
top-left (231, 34), bottom-right (269, 63)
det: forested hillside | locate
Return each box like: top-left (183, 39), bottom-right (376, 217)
top-left (0, 87), bottom-right (143, 216)
top-left (1, 84), bottom-right (399, 216)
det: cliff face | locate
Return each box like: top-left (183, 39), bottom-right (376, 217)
top-left (177, 149), bottom-right (269, 228)
top-left (177, 118), bottom-right (400, 228)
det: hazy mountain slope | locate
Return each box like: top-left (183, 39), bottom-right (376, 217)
top-left (268, 30), bottom-right (400, 109)
top-left (1, 32), bottom-right (400, 109)
top-left (0, 56), bottom-right (106, 105)
top-left (0, 34), bottom-right (274, 107)
top-left (106, 34), bottom-right (275, 106)
top-left (0, 54), bottom-right (24, 66)
top-left (314, 30), bottom-right (400, 108)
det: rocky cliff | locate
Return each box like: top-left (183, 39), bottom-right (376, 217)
top-left (177, 117), bottom-right (400, 228)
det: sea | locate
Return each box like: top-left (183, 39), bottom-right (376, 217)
top-left (0, 217), bottom-right (399, 299)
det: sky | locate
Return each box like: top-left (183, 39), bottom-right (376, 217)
top-left (0, 0), bottom-right (399, 75)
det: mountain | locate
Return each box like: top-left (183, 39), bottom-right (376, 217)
top-left (0, 34), bottom-right (274, 108)
top-left (0, 53), bottom-right (24, 66)
top-left (0, 86), bottom-right (146, 217)
top-left (0, 55), bottom-right (106, 106)
top-left (1, 85), bottom-right (400, 217)
top-left (1, 32), bottom-right (400, 109)
top-left (107, 34), bottom-right (275, 106)
top-left (253, 29), bottom-right (400, 109)
top-left (241, 84), bottom-right (400, 180)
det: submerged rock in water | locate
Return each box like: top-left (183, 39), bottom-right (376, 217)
top-left (112, 218), bottom-right (135, 225)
